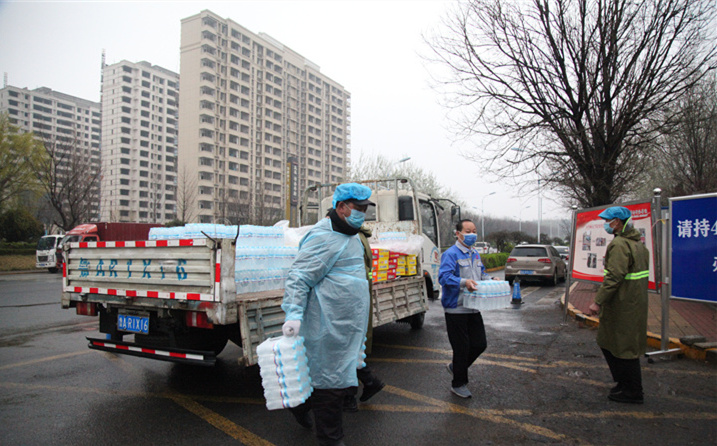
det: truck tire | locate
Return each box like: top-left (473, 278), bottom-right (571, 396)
top-left (48, 267), bottom-right (59, 273)
top-left (409, 312), bottom-right (425, 330)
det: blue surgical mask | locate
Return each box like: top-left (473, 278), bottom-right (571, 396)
top-left (346, 209), bottom-right (365, 228)
top-left (603, 221), bottom-right (614, 234)
top-left (462, 233), bottom-right (477, 246)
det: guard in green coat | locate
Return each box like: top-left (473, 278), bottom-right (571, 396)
top-left (588, 206), bottom-right (650, 404)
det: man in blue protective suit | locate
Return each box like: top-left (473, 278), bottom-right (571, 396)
top-left (439, 219), bottom-right (496, 398)
top-left (282, 182), bottom-right (374, 446)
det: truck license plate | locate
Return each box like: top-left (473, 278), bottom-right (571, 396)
top-left (519, 270), bottom-right (534, 275)
top-left (118, 314), bottom-right (149, 334)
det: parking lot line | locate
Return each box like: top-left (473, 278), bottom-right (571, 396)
top-left (0, 350), bottom-right (91, 371)
top-left (383, 384), bottom-right (588, 445)
top-left (169, 393), bottom-right (275, 446)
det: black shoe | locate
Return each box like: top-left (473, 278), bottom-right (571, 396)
top-left (359, 380), bottom-right (385, 402)
top-left (343, 395), bottom-right (358, 412)
top-left (292, 410), bottom-right (313, 429)
top-left (608, 390), bottom-right (644, 404)
top-left (610, 383), bottom-right (623, 395)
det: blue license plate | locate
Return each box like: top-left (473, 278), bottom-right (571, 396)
top-left (519, 270), bottom-right (534, 275)
top-left (118, 314), bottom-right (149, 334)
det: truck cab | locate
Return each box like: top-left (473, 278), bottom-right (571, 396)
top-left (301, 178), bottom-right (454, 300)
top-left (36, 234), bottom-right (64, 273)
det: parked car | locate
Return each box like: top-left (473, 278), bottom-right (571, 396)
top-left (505, 244), bottom-right (567, 286)
top-left (554, 246), bottom-right (570, 261)
top-left (474, 241), bottom-right (491, 254)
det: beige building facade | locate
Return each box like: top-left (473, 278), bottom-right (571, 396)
top-left (100, 60), bottom-right (179, 223)
top-left (179, 10), bottom-right (350, 224)
top-left (0, 85), bottom-right (101, 220)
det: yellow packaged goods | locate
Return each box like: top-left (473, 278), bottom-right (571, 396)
top-left (371, 248), bottom-right (388, 259)
top-left (397, 255), bottom-right (407, 266)
top-left (373, 258), bottom-right (389, 270)
top-left (396, 266), bottom-right (407, 275)
top-left (407, 255), bottom-right (417, 266)
top-left (372, 270), bottom-right (388, 283)
top-left (406, 265), bottom-right (417, 275)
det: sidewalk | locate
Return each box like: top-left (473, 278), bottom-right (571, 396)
top-left (563, 281), bottom-right (717, 362)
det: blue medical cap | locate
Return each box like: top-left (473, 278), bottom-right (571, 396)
top-left (598, 206), bottom-right (632, 221)
top-left (332, 183), bottom-right (374, 208)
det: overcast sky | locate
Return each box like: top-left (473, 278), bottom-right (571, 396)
top-left (0, 0), bottom-right (567, 225)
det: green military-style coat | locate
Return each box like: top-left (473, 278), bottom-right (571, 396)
top-left (594, 226), bottom-right (650, 359)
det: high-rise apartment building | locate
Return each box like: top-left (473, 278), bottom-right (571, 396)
top-left (0, 85), bottom-right (101, 220)
top-left (100, 60), bottom-right (179, 223)
top-left (179, 10), bottom-right (351, 224)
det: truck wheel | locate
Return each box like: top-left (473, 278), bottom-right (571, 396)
top-left (48, 267), bottom-right (59, 273)
top-left (410, 313), bottom-right (425, 330)
top-left (506, 276), bottom-right (514, 286)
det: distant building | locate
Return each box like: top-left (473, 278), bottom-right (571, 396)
top-left (179, 10), bottom-right (351, 225)
top-left (100, 60), bottom-right (180, 223)
top-left (0, 85), bottom-right (101, 220)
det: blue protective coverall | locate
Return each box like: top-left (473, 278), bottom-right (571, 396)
top-left (282, 217), bottom-right (370, 390)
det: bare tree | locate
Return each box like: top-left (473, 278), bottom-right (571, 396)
top-left (347, 152), bottom-right (460, 201)
top-left (0, 114), bottom-right (45, 212)
top-left (30, 132), bottom-right (100, 231)
top-left (176, 165), bottom-right (198, 224)
top-left (428, 0), bottom-right (716, 207)
top-left (657, 72), bottom-right (717, 197)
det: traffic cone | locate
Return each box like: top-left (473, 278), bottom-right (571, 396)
top-left (511, 279), bottom-right (523, 305)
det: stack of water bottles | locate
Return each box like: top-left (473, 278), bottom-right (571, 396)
top-left (148, 224), bottom-right (297, 293)
top-left (234, 226), bottom-right (296, 293)
top-left (257, 336), bottom-right (313, 410)
top-left (463, 280), bottom-right (512, 311)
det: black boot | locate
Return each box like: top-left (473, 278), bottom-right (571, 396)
top-left (359, 379), bottom-right (385, 402)
top-left (342, 395), bottom-right (358, 412)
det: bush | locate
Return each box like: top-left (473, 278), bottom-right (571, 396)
top-left (0, 241), bottom-right (36, 255)
top-left (480, 253), bottom-right (508, 269)
top-left (0, 208), bottom-right (44, 243)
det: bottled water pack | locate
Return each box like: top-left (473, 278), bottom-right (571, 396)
top-left (357, 336), bottom-right (367, 370)
top-left (463, 280), bottom-right (511, 311)
top-left (257, 335), bottom-right (313, 410)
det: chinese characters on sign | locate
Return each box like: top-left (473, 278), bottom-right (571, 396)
top-left (75, 258), bottom-right (188, 281)
top-left (670, 194), bottom-right (717, 304)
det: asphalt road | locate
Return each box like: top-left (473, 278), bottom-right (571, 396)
top-left (0, 272), bottom-right (715, 445)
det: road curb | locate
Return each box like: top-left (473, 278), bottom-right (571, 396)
top-left (0, 270), bottom-right (47, 276)
top-left (560, 291), bottom-right (716, 363)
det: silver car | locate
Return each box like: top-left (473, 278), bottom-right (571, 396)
top-left (505, 244), bottom-right (567, 286)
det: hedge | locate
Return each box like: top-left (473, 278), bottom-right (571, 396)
top-left (0, 248), bottom-right (35, 256)
top-left (480, 253), bottom-right (508, 269)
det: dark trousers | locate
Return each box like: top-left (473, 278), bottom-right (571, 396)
top-left (445, 312), bottom-right (487, 388)
top-left (347, 365), bottom-right (378, 397)
top-left (291, 388), bottom-right (349, 446)
top-left (601, 348), bottom-right (643, 396)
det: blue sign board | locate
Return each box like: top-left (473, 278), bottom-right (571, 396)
top-left (670, 194), bottom-right (717, 304)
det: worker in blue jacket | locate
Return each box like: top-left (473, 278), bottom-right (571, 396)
top-left (439, 219), bottom-right (495, 398)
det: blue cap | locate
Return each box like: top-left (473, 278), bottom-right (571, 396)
top-left (332, 183), bottom-right (374, 208)
top-left (598, 206), bottom-right (632, 221)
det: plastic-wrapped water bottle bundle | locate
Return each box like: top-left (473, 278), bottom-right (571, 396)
top-left (235, 225), bottom-right (285, 247)
top-left (256, 336), bottom-right (313, 411)
top-left (235, 268), bottom-right (291, 293)
top-left (235, 247), bottom-right (298, 270)
top-left (463, 281), bottom-right (512, 311)
top-left (357, 336), bottom-right (367, 369)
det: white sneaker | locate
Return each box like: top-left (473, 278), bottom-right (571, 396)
top-left (451, 385), bottom-right (472, 398)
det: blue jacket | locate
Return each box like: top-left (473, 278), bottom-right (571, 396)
top-left (439, 241), bottom-right (492, 313)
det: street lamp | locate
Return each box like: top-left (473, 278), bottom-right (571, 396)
top-left (481, 192), bottom-right (496, 241)
top-left (537, 179), bottom-right (542, 243)
top-left (518, 205), bottom-right (531, 233)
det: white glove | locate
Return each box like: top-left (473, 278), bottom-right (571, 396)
top-left (282, 320), bottom-right (301, 337)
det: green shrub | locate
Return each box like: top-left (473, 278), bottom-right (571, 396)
top-left (480, 253), bottom-right (508, 268)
